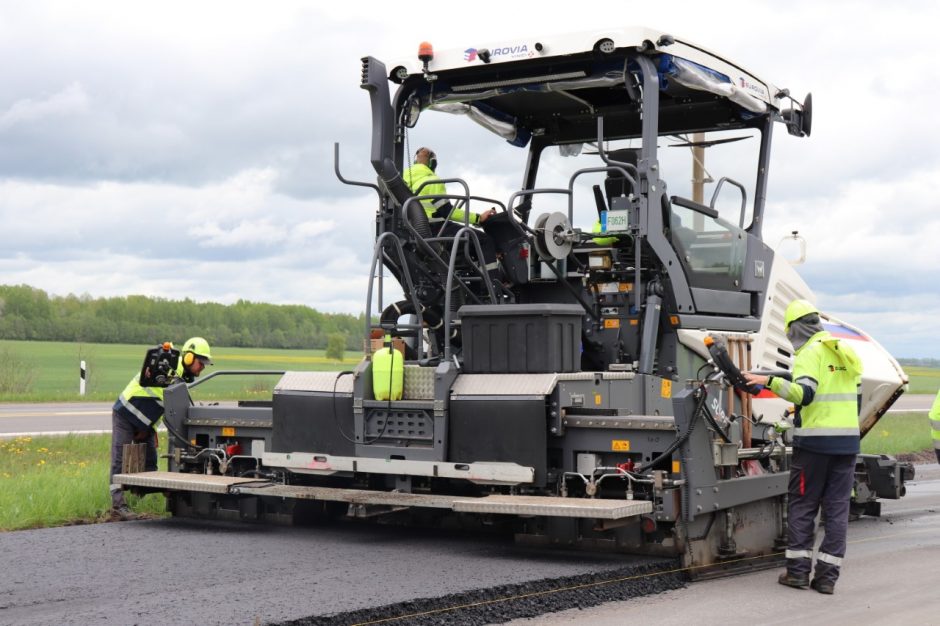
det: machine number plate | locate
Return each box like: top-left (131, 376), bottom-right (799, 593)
top-left (611, 440), bottom-right (630, 451)
top-left (603, 210), bottom-right (631, 232)
top-left (221, 427), bottom-right (236, 436)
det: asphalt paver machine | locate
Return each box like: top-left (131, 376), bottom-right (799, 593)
top-left (117, 27), bottom-right (911, 576)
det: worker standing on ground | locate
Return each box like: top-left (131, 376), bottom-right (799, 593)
top-left (108, 337), bottom-right (212, 520)
top-left (744, 300), bottom-right (861, 595)
top-left (402, 147), bottom-right (500, 277)
top-left (929, 390), bottom-right (940, 464)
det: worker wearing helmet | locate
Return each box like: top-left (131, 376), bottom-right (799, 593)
top-left (108, 337), bottom-right (212, 521)
top-left (928, 390), bottom-right (940, 464)
top-left (403, 147), bottom-right (501, 279)
top-left (745, 300), bottom-right (861, 595)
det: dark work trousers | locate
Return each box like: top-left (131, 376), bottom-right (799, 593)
top-left (433, 220), bottom-right (500, 278)
top-left (109, 411), bottom-right (158, 508)
top-left (786, 448), bottom-right (856, 586)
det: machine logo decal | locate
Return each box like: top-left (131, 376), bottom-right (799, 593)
top-left (464, 44), bottom-right (531, 63)
top-left (738, 76), bottom-right (768, 99)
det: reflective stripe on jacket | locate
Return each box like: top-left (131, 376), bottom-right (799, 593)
top-left (402, 163), bottom-right (478, 224)
top-left (111, 363), bottom-right (181, 429)
top-left (769, 330), bottom-right (861, 454)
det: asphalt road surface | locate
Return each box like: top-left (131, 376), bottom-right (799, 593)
top-left (0, 395), bottom-right (935, 437)
top-left (1, 468), bottom-right (938, 625)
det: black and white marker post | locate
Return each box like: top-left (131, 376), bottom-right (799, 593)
top-left (80, 360), bottom-right (86, 396)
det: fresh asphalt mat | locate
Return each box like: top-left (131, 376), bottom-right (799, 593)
top-left (272, 558), bottom-right (685, 626)
top-left (0, 517), bottom-right (685, 625)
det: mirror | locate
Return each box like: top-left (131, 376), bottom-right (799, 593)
top-left (402, 95), bottom-right (421, 128)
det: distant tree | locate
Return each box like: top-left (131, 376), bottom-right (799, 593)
top-left (325, 333), bottom-right (346, 361)
top-left (0, 283), bottom-right (365, 350)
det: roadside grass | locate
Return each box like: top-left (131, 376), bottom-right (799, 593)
top-left (0, 339), bottom-right (362, 402)
top-left (861, 412), bottom-right (933, 456)
top-left (0, 434), bottom-right (167, 531)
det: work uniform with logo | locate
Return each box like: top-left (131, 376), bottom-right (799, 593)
top-left (767, 311), bottom-right (862, 592)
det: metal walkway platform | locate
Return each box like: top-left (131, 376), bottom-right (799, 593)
top-left (115, 471), bottom-right (653, 519)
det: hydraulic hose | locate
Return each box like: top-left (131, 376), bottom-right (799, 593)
top-left (636, 385), bottom-right (706, 473)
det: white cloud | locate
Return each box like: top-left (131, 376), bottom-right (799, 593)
top-left (0, 82), bottom-right (89, 130)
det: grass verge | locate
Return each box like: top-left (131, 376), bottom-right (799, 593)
top-left (861, 411), bottom-right (934, 456)
top-left (0, 434), bottom-right (168, 531)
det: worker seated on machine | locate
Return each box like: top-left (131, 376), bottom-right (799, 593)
top-left (403, 146), bottom-right (501, 280)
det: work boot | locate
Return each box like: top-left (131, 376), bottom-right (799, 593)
top-left (110, 505), bottom-right (140, 521)
top-left (777, 571), bottom-right (809, 589)
top-left (810, 578), bottom-right (835, 595)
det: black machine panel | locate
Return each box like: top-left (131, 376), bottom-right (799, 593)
top-left (272, 392), bottom-right (355, 456)
top-left (448, 397), bottom-right (548, 486)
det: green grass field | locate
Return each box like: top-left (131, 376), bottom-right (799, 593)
top-left (0, 339), bottom-right (363, 402)
top-left (903, 366), bottom-right (940, 395)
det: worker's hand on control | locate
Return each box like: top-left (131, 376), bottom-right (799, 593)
top-left (743, 372), bottom-right (768, 387)
top-left (479, 207), bottom-right (497, 223)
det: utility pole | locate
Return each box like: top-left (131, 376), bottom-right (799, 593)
top-left (691, 132), bottom-right (706, 204)
top-left (691, 132), bottom-right (707, 230)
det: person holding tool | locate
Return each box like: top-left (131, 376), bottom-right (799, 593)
top-left (108, 337), bottom-right (212, 520)
top-left (744, 299), bottom-right (861, 594)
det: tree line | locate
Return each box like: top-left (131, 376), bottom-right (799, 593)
top-left (0, 284), bottom-right (366, 351)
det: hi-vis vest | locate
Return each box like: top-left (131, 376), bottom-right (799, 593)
top-left (112, 363), bottom-right (182, 429)
top-left (402, 163), bottom-right (478, 225)
top-left (929, 390), bottom-right (940, 452)
top-left (769, 330), bottom-right (862, 455)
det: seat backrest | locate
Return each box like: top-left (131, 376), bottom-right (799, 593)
top-left (603, 148), bottom-right (639, 207)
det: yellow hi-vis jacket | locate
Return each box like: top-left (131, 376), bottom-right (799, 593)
top-left (402, 163), bottom-right (478, 225)
top-left (111, 363), bottom-right (183, 429)
top-left (929, 390), bottom-right (940, 452)
top-left (768, 330), bottom-right (862, 454)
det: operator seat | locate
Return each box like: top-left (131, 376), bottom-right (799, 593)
top-left (603, 148), bottom-right (639, 209)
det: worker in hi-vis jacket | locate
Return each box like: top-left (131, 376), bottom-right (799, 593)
top-left (745, 299), bottom-right (861, 595)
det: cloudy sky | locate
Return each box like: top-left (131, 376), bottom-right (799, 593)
top-left (1, 1), bottom-right (938, 358)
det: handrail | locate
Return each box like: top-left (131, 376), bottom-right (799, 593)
top-left (187, 370), bottom-right (286, 390)
top-left (364, 231), bottom-right (425, 357)
top-left (443, 226), bottom-right (497, 362)
top-left (333, 142), bottom-right (380, 193)
top-left (399, 195), bottom-right (487, 307)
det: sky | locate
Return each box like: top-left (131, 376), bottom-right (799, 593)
top-left (1, 1), bottom-right (938, 358)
